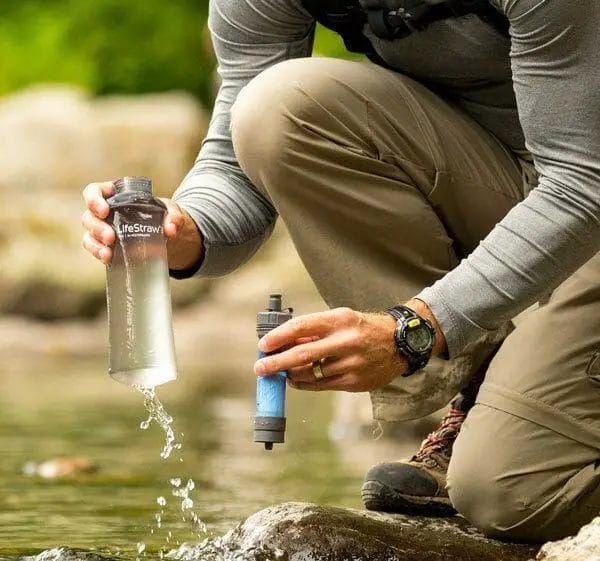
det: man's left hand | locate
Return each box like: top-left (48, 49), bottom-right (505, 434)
top-left (254, 307), bottom-right (407, 392)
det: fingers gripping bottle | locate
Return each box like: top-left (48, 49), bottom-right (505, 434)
top-left (254, 294), bottom-right (293, 450)
top-left (105, 176), bottom-right (177, 388)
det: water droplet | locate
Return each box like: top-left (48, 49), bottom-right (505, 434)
top-left (136, 543), bottom-right (146, 554)
top-left (181, 497), bottom-right (193, 510)
top-left (186, 479), bottom-right (195, 491)
top-left (170, 477), bottom-right (182, 487)
top-left (140, 419), bottom-right (150, 430)
top-left (157, 496), bottom-right (166, 506)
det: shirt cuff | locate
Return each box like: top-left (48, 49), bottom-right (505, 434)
top-left (416, 285), bottom-right (479, 359)
top-left (169, 168), bottom-right (277, 279)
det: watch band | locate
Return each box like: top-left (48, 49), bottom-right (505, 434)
top-left (386, 305), bottom-right (434, 376)
top-left (386, 305), bottom-right (415, 322)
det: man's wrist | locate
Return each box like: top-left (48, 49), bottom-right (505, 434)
top-left (167, 208), bottom-right (205, 273)
top-left (404, 298), bottom-right (448, 358)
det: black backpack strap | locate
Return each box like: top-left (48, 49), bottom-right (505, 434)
top-left (301, 0), bottom-right (509, 61)
top-left (454, 0), bottom-right (509, 37)
top-left (361, 0), bottom-right (509, 39)
top-left (301, 0), bottom-right (380, 57)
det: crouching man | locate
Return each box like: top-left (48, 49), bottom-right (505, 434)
top-left (82, 0), bottom-right (600, 543)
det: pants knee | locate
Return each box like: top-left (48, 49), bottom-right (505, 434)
top-left (447, 413), bottom-right (539, 541)
top-left (231, 58), bottom-right (333, 187)
top-left (447, 456), bottom-right (525, 540)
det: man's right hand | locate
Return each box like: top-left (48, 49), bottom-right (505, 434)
top-left (81, 181), bottom-right (203, 270)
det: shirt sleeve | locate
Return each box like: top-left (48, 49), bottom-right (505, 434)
top-left (417, 0), bottom-right (600, 357)
top-left (172, 0), bottom-right (314, 278)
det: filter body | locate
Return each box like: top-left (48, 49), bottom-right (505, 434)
top-left (254, 295), bottom-right (293, 449)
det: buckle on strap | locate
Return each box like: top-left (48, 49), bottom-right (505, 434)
top-left (388, 4), bottom-right (431, 32)
top-left (362, 0), bottom-right (436, 39)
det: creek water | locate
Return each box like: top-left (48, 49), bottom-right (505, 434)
top-left (1, 356), bottom-right (398, 561)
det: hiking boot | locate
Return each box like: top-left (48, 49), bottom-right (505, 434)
top-left (361, 406), bottom-right (467, 516)
top-left (361, 344), bottom-right (499, 516)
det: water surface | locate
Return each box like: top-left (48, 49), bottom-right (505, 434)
top-left (1, 356), bottom-right (371, 559)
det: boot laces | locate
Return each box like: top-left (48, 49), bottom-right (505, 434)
top-left (411, 408), bottom-right (466, 470)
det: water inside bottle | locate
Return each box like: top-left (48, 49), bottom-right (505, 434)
top-left (106, 203), bottom-right (177, 387)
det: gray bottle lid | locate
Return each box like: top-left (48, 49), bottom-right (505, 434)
top-left (114, 176), bottom-right (152, 194)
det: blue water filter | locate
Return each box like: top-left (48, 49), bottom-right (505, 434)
top-left (254, 294), bottom-right (293, 450)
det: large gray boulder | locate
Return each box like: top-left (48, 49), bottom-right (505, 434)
top-left (167, 502), bottom-right (539, 561)
top-left (0, 86), bottom-right (207, 195)
top-left (13, 504), bottom-right (598, 561)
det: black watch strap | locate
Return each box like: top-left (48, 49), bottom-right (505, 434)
top-left (386, 305), bottom-right (434, 377)
top-left (386, 305), bottom-right (415, 322)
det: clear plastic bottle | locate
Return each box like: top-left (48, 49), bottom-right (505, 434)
top-left (105, 176), bottom-right (177, 387)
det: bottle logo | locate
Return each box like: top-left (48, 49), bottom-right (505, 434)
top-left (116, 223), bottom-right (162, 238)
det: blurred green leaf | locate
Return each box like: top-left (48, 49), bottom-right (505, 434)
top-left (0, 0), bottom-right (214, 102)
top-left (0, 2), bottom-right (357, 101)
top-left (314, 25), bottom-right (363, 61)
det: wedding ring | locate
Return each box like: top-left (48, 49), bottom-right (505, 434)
top-left (312, 360), bottom-right (325, 380)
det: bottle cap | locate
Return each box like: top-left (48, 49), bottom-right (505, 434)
top-left (114, 176), bottom-right (152, 194)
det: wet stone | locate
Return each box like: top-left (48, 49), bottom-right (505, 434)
top-left (168, 502), bottom-right (540, 561)
top-left (18, 548), bottom-right (113, 561)
top-left (536, 517), bottom-right (600, 561)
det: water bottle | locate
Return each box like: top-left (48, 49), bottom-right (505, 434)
top-left (105, 176), bottom-right (177, 388)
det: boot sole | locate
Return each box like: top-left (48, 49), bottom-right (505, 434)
top-left (361, 480), bottom-right (457, 517)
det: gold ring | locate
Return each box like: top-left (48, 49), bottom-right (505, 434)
top-left (312, 360), bottom-right (325, 380)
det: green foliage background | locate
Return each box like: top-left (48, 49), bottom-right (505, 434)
top-left (0, 0), bottom-right (353, 103)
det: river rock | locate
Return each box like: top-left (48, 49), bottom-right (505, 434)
top-left (0, 85), bottom-right (207, 194)
top-left (20, 548), bottom-right (112, 561)
top-left (0, 86), bottom-right (209, 319)
top-left (22, 457), bottom-right (97, 479)
top-left (91, 92), bottom-right (207, 197)
top-left (167, 502), bottom-right (539, 561)
top-left (536, 517), bottom-right (600, 561)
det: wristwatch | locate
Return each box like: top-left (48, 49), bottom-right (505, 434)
top-left (386, 305), bottom-right (435, 377)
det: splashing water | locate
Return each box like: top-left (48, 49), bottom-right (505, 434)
top-left (135, 385), bottom-right (208, 556)
top-left (137, 387), bottom-right (182, 459)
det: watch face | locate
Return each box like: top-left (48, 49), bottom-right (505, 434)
top-left (405, 326), bottom-right (433, 353)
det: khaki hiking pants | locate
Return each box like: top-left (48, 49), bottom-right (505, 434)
top-left (230, 57), bottom-right (600, 542)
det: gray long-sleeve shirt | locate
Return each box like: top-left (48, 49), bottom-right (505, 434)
top-left (173, 0), bottom-right (600, 358)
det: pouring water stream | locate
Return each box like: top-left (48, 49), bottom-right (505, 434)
top-left (136, 387), bottom-right (207, 559)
